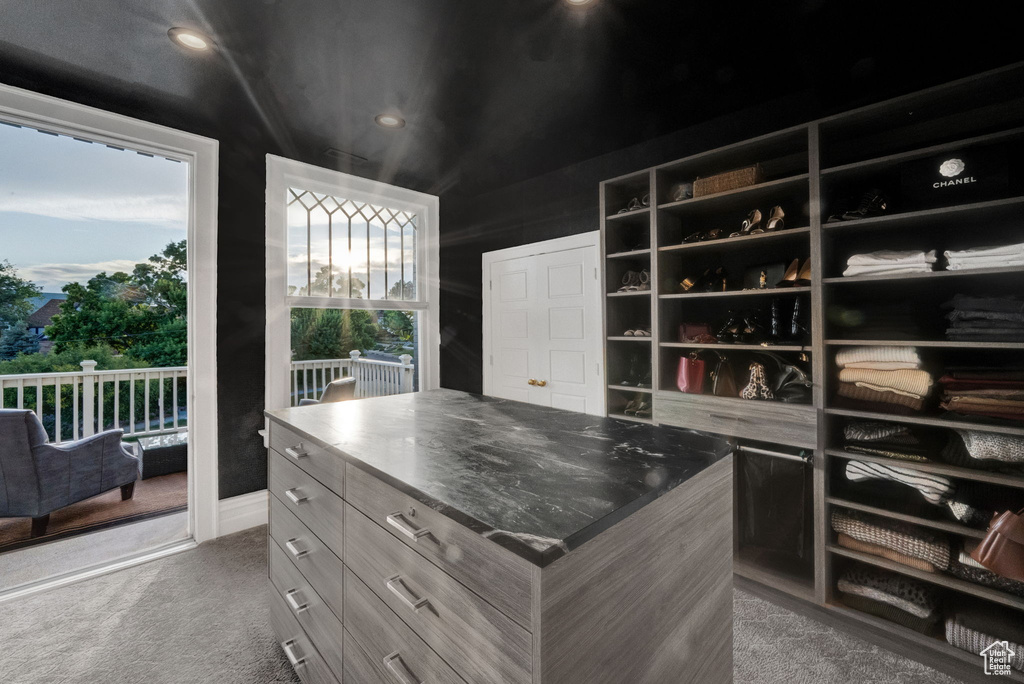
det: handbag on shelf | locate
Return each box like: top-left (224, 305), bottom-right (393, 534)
top-left (740, 361), bottom-right (774, 400)
top-left (677, 353), bottom-right (706, 394)
top-left (971, 507), bottom-right (1024, 582)
top-left (754, 351), bottom-right (814, 404)
top-left (708, 351), bottom-right (739, 398)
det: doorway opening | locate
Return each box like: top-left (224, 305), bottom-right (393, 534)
top-left (0, 84), bottom-right (218, 597)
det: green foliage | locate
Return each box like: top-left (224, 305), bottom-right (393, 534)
top-left (128, 319), bottom-right (188, 367)
top-left (0, 322), bottom-right (40, 360)
top-left (377, 310), bottom-right (414, 342)
top-left (0, 343), bottom-right (147, 375)
top-left (46, 241), bottom-right (187, 363)
top-left (0, 260), bottom-right (41, 327)
top-left (291, 308), bottom-right (378, 361)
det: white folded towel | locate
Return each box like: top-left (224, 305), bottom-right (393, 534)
top-left (847, 250), bottom-right (938, 266)
top-left (945, 242), bottom-right (1024, 260)
top-left (835, 346), bottom-right (921, 369)
top-left (947, 256), bottom-right (1024, 271)
top-left (843, 264), bottom-right (935, 277)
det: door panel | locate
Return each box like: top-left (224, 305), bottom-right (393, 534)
top-left (486, 242), bottom-right (603, 415)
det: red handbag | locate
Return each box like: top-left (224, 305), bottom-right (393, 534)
top-left (677, 353), bottom-right (706, 394)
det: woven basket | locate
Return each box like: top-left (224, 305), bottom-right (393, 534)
top-left (693, 164), bottom-right (763, 197)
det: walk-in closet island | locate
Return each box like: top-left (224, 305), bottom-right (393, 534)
top-left (265, 389), bottom-right (734, 684)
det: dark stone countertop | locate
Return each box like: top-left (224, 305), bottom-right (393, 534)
top-left (266, 389), bottom-right (731, 567)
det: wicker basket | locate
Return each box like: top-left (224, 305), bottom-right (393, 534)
top-left (693, 164), bottom-right (764, 197)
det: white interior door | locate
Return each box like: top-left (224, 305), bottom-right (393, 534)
top-left (484, 235), bottom-right (604, 415)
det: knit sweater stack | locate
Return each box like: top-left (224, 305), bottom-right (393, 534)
top-left (945, 294), bottom-right (1024, 342)
top-left (834, 347), bottom-right (933, 415)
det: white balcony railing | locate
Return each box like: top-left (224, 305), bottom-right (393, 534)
top-left (290, 351), bottom-right (414, 406)
top-left (0, 351), bottom-right (415, 443)
top-left (0, 360), bottom-right (187, 443)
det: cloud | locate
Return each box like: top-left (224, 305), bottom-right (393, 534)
top-left (17, 259), bottom-right (141, 290)
top-left (0, 192), bottom-right (186, 226)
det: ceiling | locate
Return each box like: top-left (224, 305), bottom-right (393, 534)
top-left (0, 0), bottom-right (1018, 196)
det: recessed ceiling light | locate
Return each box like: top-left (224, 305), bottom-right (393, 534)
top-left (168, 27), bottom-right (212, 51)
top-left (375, 114), bottom-right (406, 129)
top-left (565, 0), bottom-right (596, 5)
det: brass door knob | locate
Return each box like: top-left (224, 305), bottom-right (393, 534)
top-left (528, 379), bottom-right (537, 386)
top-left (536, 380), bottom-right (547, 387)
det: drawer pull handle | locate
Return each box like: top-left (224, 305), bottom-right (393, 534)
top-left (284, 445), bottom-right (307, 460)
top-left (707, 412), bottom-right (743, 422)
top-left (383, 651), bottom-right (421, 684)
top-left (387, 512), bottom-right (431, 542)
top-left (285, 588), bottom-right (308, 613)
top-left (282, 639), bottom-right (306, 669)
top-left (284, 538), bottom-right (309, 558)
top-left (386, 575), bottom-right (430, 613)
top-left (284, 489), bottom-right (308, 506)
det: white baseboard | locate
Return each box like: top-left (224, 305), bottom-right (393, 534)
top-left (217, 489), bottom-right (268, 537)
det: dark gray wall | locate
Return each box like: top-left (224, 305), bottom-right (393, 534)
top-left (438, 95), bottom-right (819, 394)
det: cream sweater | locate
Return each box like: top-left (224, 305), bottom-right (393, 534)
top-left (839, 368), bottom-right (934, 397)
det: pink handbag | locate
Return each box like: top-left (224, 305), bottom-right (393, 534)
top-left (677, 354), bottom-right (706, 394)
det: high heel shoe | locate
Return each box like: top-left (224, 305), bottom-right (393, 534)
top-left (680, 267), bottom-right (712, 292)
top-left (729, 209), bottom-right (762, 238)
top-left (790, 297), bottom-right (809, 341)
top-left (764, 206), bottom-right (785, 232)
top-left (775, 258), bottom-right (800, 287)
top-left (796, 258), bottom-right (811, 286)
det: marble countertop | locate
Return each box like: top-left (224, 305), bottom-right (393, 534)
top-left (266, 389), bottom-right (731, 567)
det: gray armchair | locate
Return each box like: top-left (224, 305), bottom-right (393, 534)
top-left (0, 409), bottom-right (140, 538)
top-left (299, 376), bottom-right (356, 406)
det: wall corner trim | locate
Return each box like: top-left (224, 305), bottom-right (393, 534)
top-left (217, 490), bottom-right (268, 537)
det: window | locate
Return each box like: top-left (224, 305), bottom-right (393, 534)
top-left (266, 157), bottom-right (439, 412)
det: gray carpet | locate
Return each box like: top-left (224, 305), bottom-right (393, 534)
top-left (0, 526), bottom-right (966, 684)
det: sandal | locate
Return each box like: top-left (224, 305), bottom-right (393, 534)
top-left (764, 205), bottom-right (785, 232)
top-left (618, 270), bottom-right (641, 291)
top-left (638, 269), bottom-right (651, 291)
top-left (730, 209), bottom-right (762, 237)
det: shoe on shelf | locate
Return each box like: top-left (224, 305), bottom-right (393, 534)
top-left (838, 189), bottom-right (888, 221)
top-left (730, 209), bottom-right (762, 237)
top-left (716, 312), bottom-right (742, 343)
top-left (790, 297), bottom-right (809, 341)
top-left (634, 401), bottom-right (652, 418)
top-left (618, 270), bottom-right (641, 291)
top-left (680, 267), bottom-right (713, 292)
top-left (623, 396), bottom-right (642, 415)
top-left (776, 258), bottom-right (801, 287)
top-left (638, 269), bottom-right (651, 291)
top-left (796, 258), bottom-right (811, 286)
top-left (764, 205), bottom-right (785, 232)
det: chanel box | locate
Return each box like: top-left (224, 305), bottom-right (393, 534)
top-left (901, 146), bottom-right (1008, 209)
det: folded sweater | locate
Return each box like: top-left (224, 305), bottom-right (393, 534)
top-left (837, 383), bottom-right (926, 412)
top-left (830, 509), bottom-right (951, 570)
top-left (836, 346), bottom-right (921, 369)
top-left (847, 250), bottom-right (939, 266)
top-left (838, 368), bottom-right (934, 398)
top-left (838, 566), bottom-right (940, 619)
top-left (845, 460), bottom-right (955, 505)
top-left (945, 241), bottom-right (1024, 260)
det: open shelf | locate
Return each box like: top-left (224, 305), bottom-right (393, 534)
top-left (825, 449), bottom-right (1024, 490)
top-left (825, 408), bottom-right (1024, 438)
top-left (825, 339), bottom-right (1024, 350)
top-left (658, 227), bottom-right (811, 254)
top-left (606, 248), bottom-right (651, 259)
top-left (827, 496), bottom-right (986, 540)
top-left (605, 207), bottom-right (652, 222)
top-left (828, 545), bottom-right (1024, 613)
top-left (821, 195), bottom-right (1024, 233)
top-left (608, 384), bottom-right (653, 394)
top-left (823, 265), bottom-right (1024, 285)
top-left (608, 412), bottom-right (653, 424)
top-left (660, 342), bottom-right (809, 352)
top-left (657, 174), bottom-right (809, 213)
top-left (735, 547), bottom-right (816, 604)
top-left (660, 286), bottom-right (811, 300)
top-left (821, 125), bottom-right (1024, 177)
top-left (607, 290), bottom-right (651, 298)
top-left (607, 336), bottom-right (652, 342)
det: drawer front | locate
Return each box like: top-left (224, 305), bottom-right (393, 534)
top-left (270, 422), bottom-right (345, 497)
top-left (270, 538), bottom-right (345, 678)
top-left (654, 392), bottom-right (817, 448)
top-left (269, 496), bottom-right (345, 619)
top-left (346, 463), bottom-right (533, 627)
top-left (345, 504), bottom-right (532, 684)
top-left (344, 567), bottom-right (465, 684)
top-left (270, 450), bottom-right (345, 558)
top-left (269, 585), bottom-right (341, 684)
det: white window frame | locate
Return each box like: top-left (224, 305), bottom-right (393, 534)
top-left (0, 82), bottom-right (219, 545)
top-left (264, 155), bottom-right (440, 413)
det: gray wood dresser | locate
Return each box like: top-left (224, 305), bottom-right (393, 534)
top-left (266, 389), bottom-right (733, 684)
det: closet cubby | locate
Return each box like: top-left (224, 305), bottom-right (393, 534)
top-left (600, 62), bottom-right (1024, 677)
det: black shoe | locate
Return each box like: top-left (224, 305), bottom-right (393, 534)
top-left (768, 298), bottom-right (783, 342)
top-left (680, 267), bottom-right (713, 292)
top-left (716, 312), bottom-right (742, 342)
top-left (839, 189), bottom-right (888, 221)
top-left (790, 298), bottom-right (809, 341)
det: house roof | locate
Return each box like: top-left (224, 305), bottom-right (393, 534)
top-left (27, 299), bottom-right (64, 328)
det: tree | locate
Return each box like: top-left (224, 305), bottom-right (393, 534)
top-left (0, 260), bottom-right (40, 327)
top-left (0, 322), bottom-right (40, 360)
top-left (291, 308), bottom-right (378, 361)
top-left (46, 241), bottom-right (187, 360)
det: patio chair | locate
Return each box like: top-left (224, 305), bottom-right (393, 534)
top-left (298, 376), bottom-right (356, 406)
top-left (0, 409), bottom-right (140, 538)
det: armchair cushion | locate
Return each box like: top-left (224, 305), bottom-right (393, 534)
top-left (0, 410), bottom-right (42, 516)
